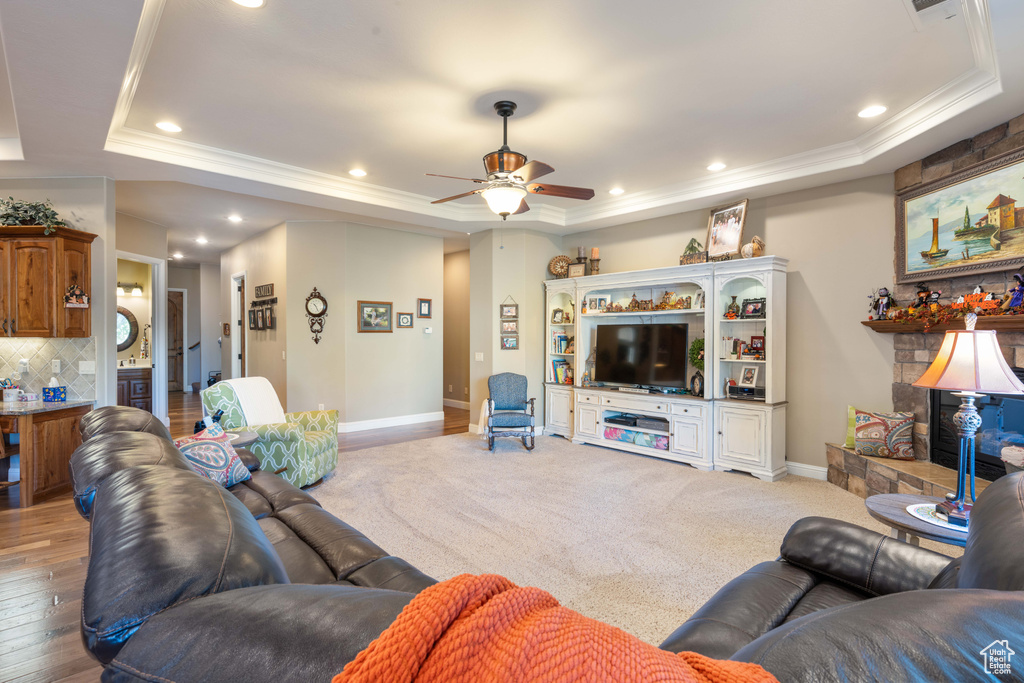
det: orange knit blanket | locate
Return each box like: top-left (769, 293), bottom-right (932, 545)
top-left (334, 574), bottom-right (778, 683)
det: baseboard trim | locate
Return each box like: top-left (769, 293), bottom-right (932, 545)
top-left (443, 398), bottom-right (470, 409)
top-left (786, 462), bottom-right (828, 480)
top-left (338, 411), bottom-right (446, 433)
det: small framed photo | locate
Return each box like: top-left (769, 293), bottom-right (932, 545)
top-left (502, 320), bottom-right (518, 333)
top-left (265, 308), bottom-right (275, 329)
top-left (501, 303), bottom-right (519, 319)
top-left (740, 298), bottom-right (766, 319)
top-left (248, 310), bottom-right (256, 330)
top-left (500, 335), bottom-right (519, 350)
top-left (739, 366), bottom-right (759, 387)
top-left (256, 308), bottom-right (265, 330)
top-left (551, 309), bottom-right (564, 324)
top-left (750, 335), bottom-right (765, 351)
top-left (587, 296), bottom-right (599, 311)
top-left (222, 322), bottom-right (231, 337)
top-left (596, 296), bottom-right (608, 311)
top-left (567, 262), bottom-right (586, 278)
top-left (358, 301), bottom-right (393, 333)
top-left (397, 312), bottom-right (414, 328)
top-left (706, 199), bottom-right (748, 259)
top-left (417, 298), bottom-right (432, 318)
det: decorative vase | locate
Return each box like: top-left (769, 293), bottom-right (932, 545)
top-left (740, 236), bottom-right (765, 259)
top-left (690, 370), bottom-right (704, 398)
top-left (726, 295), bottom-right (740, 319)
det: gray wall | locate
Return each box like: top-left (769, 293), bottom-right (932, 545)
top-left (564, 174), bottom-right (897, 468)
top-left (220, 223), bottom-right (288, 403)
top-left (443, 250), bottom-right (470, 406)
top-left (199, 263), bottom-right (221, 387)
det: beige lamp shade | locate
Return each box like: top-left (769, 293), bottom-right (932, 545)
top-left (913, 327), bottom-right (1024, 394)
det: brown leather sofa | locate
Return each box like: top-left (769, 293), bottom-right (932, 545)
top-left (74, 406), bottom-right (1024, 682)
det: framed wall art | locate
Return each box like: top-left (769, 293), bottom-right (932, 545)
top-left (418, 298), bottom-right (432, 318)
top-left (500, 303), bottom-right (519, 319)
top-left (358, 301), bottom-right (393, 333)
top-left (896, 148), bottom-right (1024, 282)
top-left (500, 335), bottom-right (519, 351)
top-left (706, 199), bottom-right (748, 258)
top-left (397, 312), bottom-right (413, 328)
top-left (248, 309), bottom-right (257, 330)
top-left (502, 320), bottom-right (518, 333)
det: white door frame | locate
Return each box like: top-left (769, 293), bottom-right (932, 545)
top-left (231, 270), bottom-right (248, 378)
top-left (168, 287), bottom-right (188, 392)
top-left (116, 250), bottom-right (168, 425)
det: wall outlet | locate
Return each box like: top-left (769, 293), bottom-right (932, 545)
top-left (424, 327), bottom-right (432, 334)
top-left (448, 384), bottom-right (453, 393)
top-left (475, 352), bottom-right (484, 362)
top-left (282, 350), bottom-right (287, 360)
top-left (51, 360), bottom-right (61, 373)
top-left (464, 387), bottom-right (468, 395)
top-left (318, 403), bottom-right (324, 410)
top-left (79, 360), bottom-right (96, 374)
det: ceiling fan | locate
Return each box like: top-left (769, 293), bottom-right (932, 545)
top-left (427, 101), bottom-right (595, 219)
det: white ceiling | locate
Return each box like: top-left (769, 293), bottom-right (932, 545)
top-left (0, 0), bottom-right (1023, 260)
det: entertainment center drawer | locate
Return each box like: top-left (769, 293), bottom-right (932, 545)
top-left (670, 403), bottom-right (704, 419)
top-left (600, 395), bottom-right (669, 414)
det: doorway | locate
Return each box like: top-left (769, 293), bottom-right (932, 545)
top-left (167, 289), bottom-right (186, 391)
top-left (231, 272), bottom-right (247, 378)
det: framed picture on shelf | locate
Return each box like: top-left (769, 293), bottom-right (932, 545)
top-left (502, 320), bottom-right (518, 333)
top-left (567, 262), bottom-right (586, 278)
top-left (739, 366), bottom-right (759, 387)
top-left (417, 298), bottom-right (432, 318)
top-left (358, 301), bottom-right (393, 333)
top-left (500, 335), bottom-right (519, 350)
top-left (501, 303), bottom-right (519, 319)
top-left (397, 312), bottom-right (413, 328)
top-left (596, 296), bottom-right (608, 311)
top-left (587, 296), bottom-right (599, 311)
top-left (706, 199), bottom-right (748, 258)
top-left (740, 298), bottom-right (766, 319)
top-left (750, 335), bottom-right (765, 351)
top-left (551, 309), bottom-right (564, 324)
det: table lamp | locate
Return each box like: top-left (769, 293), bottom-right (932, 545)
top-left (913, 312), bottom-right (1024, 527)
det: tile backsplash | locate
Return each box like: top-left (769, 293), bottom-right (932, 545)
top-left (0, 337), bottom-right (97, 399)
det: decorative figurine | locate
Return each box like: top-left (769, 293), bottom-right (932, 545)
top-left (740, 235), bottom-right (765, 259)
top-left (628, 293), bottom-right (640, 311)
top-left (927, 290), bottom-right (942, 312)
top-left (1004, 274), bottom-right (1024, 310)
top-left (726, 295), bottom-right (741, 319)
top-left (869, 287), bottom-right (893, 320)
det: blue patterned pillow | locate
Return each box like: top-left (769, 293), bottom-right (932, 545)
top-left (177, 439), bottom-right (251, 487)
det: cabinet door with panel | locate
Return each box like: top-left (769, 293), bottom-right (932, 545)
top-left (57, 239), bottom-right (90, 337)
top-left (116, 378), bottom-right (129, 407)
top-left (546, 387), bottom-right (572, 436)
top-left (8, 239), bottom-right (55, 336)
top-left (575, 403), bottom-right (600, 437)
top-left (670, 416), bottom-right (705, 461)
top-left (715, 404), bottom-right (766, 469)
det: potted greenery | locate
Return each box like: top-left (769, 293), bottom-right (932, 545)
top-left (0, 197), bottom-right (65, 234)
top-left (688, 337), bottom-right (705, 396)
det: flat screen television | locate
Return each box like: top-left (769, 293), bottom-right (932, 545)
top-left (594, 323), bottom-right (689, 388)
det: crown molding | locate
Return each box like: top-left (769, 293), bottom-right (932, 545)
top-left (106, 0), bottom-right (1001, 229)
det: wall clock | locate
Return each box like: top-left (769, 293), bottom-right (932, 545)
top-left (305, 287), bottom-right (328, 344)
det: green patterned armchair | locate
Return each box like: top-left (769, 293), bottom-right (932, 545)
top-left (200, 377), bottom-right (338, 487)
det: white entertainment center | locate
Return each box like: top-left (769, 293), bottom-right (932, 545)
top-left (544, 256), bottom-right (787, 481)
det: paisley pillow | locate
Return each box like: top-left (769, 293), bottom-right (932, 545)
top-left (175, 426), bottom-right (251, 487)
top-left (854, 410), bottom-right (914, 460)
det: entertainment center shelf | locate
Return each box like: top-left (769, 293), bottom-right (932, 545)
top-left (544, 257), bottom-right (788, 481)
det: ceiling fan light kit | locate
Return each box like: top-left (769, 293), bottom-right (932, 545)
top-left (428, 100), bottom-right (595, 220)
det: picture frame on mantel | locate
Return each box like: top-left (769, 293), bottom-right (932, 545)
top-left (896, 148), bottom-right (1024, 283)
top-left (706, 199), bottom-right (748, 258)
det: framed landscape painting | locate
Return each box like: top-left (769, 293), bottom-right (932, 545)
top-left (357, 301), bottom-right (393, 333)
top-left (897, 148), bottom-right (1024, 283)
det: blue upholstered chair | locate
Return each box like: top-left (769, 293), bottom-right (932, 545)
top-left (486, 373), bottom-right (536, 451)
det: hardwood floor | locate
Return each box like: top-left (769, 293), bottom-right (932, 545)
top-left (0, 393), bottom-right (468, 681)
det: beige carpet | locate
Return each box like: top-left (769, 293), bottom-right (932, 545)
top-left (312, 433), bottom-right (959, 646)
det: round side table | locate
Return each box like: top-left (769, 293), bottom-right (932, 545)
top-left (865, 494), bottom-right (968, 548)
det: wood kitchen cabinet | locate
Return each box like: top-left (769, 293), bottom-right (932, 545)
top-left (117, 367), bottom-right (152, 413)
top-left (0, 226), bottom-right (96, 338)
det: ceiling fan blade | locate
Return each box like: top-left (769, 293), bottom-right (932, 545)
top-left (510, 161), bottom-right (554, 184)
top-left (426, 173), bottom-right (488, 183)
top-left (431, 189), bottom-right (484, 204)
top-left (512, 200), bottom-right (530, 215)
top-left (526, 183), bottom-right (595, 200)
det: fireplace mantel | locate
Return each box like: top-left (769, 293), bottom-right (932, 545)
top-left (862, 318), bottom-right (1024, 334)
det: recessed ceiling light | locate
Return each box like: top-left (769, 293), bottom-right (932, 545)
top-left (707, 162), bottom-right (727, 172)
top-left (172, 252), bottom-right (183, 259)
top-left (155, 121), bottom-right (182, 133)
top-left (232, 0), bottom-right (265, 7)
top-left (608, 188), bottom-right (625, 195)
top-left (227, 214), bottom-right (242, 223)
top-left (196, 237), bottom-right (208, 245)
top-left (858, 105), bottom-right (887, 118)
top-left (349, 169), bottom-right (367, 177)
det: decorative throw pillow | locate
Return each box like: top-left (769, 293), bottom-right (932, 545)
top-left (854, 410), bottom-right (914, 460)
top-left (175, 425), bottom-right (250, 487)
top-left (843, 405), bottom-right (857, 448)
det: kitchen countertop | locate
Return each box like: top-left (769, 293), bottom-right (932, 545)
top-left (0, 399), bottom-right (95, 416)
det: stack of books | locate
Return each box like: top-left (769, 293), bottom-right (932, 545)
top-left (551, 360), bottom-right (573, 384)
top-left (552, 333), bottom-right (572, 353)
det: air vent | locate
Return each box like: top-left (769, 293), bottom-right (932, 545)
top-left (912, 0), bottom-right (949, 11)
